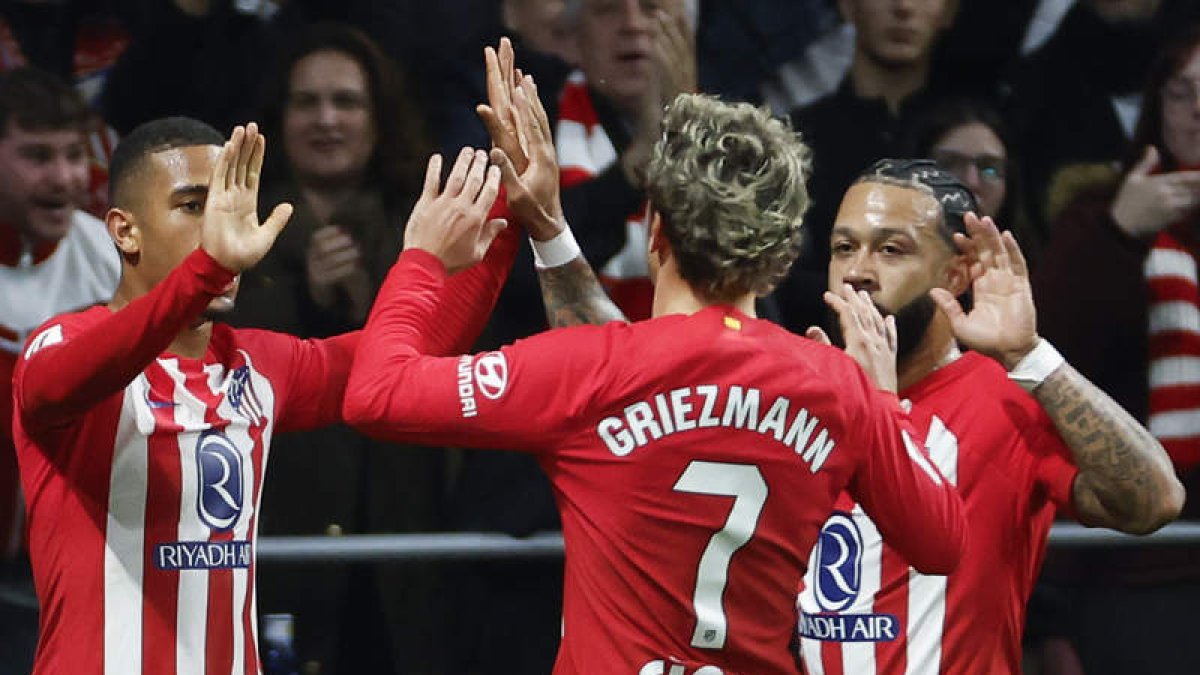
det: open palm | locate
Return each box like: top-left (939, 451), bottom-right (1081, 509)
top-left (929, 213), bottom-right (1039, 369)
top-left (200, 123), bottom-right (292, 272)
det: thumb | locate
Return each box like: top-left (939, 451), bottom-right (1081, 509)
top-left (1131, 146), bottom-right (1160, 177)
top-left (929, 288), bottom-right (966, 327)
top-left (805, 326), bottom-right (831, 345)
top-left (262, 202), bottom-right (294, 241)
top-left (489, 148), bottom-right (522, 191)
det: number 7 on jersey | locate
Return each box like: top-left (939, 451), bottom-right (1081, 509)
top-left (673, 461), bottom-right (768, 650)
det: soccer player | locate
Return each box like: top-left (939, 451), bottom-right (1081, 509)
top-left (343, 67), bottom-right (967, 672)
top-left (11, 117), bottom-right (514, 674)
top-left (795, 160), bottom-right (1185, 674)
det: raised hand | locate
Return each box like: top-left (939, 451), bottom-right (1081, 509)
top-left (1110, 146), bottom-right (1200, 237)
top-left (403, 148), bottom-right (506, 274)
top-left (930, 213), bottom-right (1038, 370)
top-left (201, 123), bottom-right (293, 272)
top-left (476, 40), bottom-right (565, 241)
top-left (808, 284), bottom-right (899, 392)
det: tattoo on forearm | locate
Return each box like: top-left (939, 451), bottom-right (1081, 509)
top-left (537, 256), bottom-right (628, 328)
top-left (1035, 363), bottom-right (1176, 531)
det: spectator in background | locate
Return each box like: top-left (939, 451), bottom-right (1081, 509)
top-left (906, 97), bottom-right (1040, 267)
top-left (0, 66), bottom-right (120, 674)
top-left (1007, 0), bottom-right (1200, 231)
top-left (1033, 23), bottom-right (1200, 675)
top-left (776, 0), bottom-right (958, 334)
top-left (222, 23), bottom-right (439, 674)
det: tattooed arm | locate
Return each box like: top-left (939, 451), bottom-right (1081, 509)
top-left (931, 214), bottom-right (1184, 534)
top-left (1031, 362), bottom-right (1183, 533)
top-left (537, 256), bottom-right (628, 328)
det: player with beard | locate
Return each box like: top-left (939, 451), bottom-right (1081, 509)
top-left (795, 159), bottom-right (1185, 674)
top-left (10, 117), bottom-right (515, 674)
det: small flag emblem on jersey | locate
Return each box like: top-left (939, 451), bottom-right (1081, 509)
top-left (723, 316), bottom-right (742, 330)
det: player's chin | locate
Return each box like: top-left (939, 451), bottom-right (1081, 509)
top-left (203, 294), bottom-right (237, 318)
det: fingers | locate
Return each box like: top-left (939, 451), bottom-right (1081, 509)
top-left (475, 164), bottom-right (502, 212)
top-left (421, 153), bottom-right (443, 201)
top-left (211, 138), bottom-right (232, 195)
top-left (226, 125), bottom-right (246, 192)
top-left (247, 131), bottom-right (265, 191)
top-left (490, 147), bottom-right (521, 190)
top-left (475, 217), bottom-right (508, 260)
top-left (964, 212), bottom-right (1009, 273)
top-left (460, 149), bottom-right (491, 203)
top-left (1131, 145), bottom-right (1160, 177)
top-left (236, 123), bottom-right (258, 187)
top-left (805, 326), bottom-right (831, 345)
top-left (884, 315), bottom-right (898, 354)
top-left (929, 287), bottom-right (966, 327)
top-left (1001, 230), bottom-right (1029, 280)
top-left (444, 147), bottom-right (474, 197)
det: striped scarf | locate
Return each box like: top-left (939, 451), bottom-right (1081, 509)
top-left (1145, 224), bottom-right (1200, 472)
top-left (555, 70), bottom-right (653, 320)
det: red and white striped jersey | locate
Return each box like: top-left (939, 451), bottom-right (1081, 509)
top-left (797, 352), bottom-right (1079, 675)
top-left (12, 230), bottom-right (518, 675)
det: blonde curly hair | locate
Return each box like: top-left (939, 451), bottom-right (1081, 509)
top-left (646, 93), bottom-right (811, 303)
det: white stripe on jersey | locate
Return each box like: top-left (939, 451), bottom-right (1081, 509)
top-left (105, 379), bottom-right (153, 675)
top-left (239, 352), bottom-right (278, 675)
top-left (218, 360), bottom-right (260, 675)
top-left (905, 416), bottom-right (959, 675)
top-left (841, 512), bottom-right (883, 673)
top-left (163, 358), bottom-right (213, 675)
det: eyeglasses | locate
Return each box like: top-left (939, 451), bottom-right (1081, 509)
top-left (929, 149), bottom-right (1007, 183)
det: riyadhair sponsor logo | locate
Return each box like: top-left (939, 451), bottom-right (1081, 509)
top-left (801, 511), bottom-right (899, 643)
top-left (196, 430), bottom-right (244, 531)
top-left (814, 512), bottom-right (863, 612)
top-left (154, 540), bottom-right (251, 571)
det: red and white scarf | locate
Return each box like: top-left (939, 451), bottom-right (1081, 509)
top-left (555, 70), bottom-right (653, 320)
top-left (1145, 224), bottom-right (1200, 472)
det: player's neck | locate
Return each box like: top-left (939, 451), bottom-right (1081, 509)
top-left (651, 260), bottom-right (756, 318)
top-left (168, 321), bottom-right (213, 360)
top-left (897, 314), bottom-right (958, 391)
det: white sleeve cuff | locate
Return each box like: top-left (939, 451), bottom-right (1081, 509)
top-left (531, 224), bottom-right (582, 269)
top-left (1007, 338), bottom-right (1065, 392)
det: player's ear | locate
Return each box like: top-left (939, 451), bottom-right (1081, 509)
top-left (648, 210), bottom-right (670, 264)
top-left (106, 207), bottom-right (141, 265)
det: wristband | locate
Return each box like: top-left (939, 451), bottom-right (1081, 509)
top-left (1007, 338), bottom-right (1065, 392)
top-left (531, 224), bottom-right (581, 269)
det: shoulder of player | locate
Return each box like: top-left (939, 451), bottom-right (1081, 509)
top-left (21, 306), bottom-right (109, 358)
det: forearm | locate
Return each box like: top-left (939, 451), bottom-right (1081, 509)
top-left (537, 255), bottom-right (627, 328)
top-left (1035, 361), bottom-right (1184, 533)
top-left (19, 249), bottom-right (234, 429)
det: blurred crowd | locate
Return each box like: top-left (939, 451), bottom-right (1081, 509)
top-left (2, 0), bottom-right (1200, 673)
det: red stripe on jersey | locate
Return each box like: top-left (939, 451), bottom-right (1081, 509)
top-left (821, 637), bottom-right (843, 675)
top-left (559, 166), bottom-right (593, 189)
top-left (877, 546), bottom-right (910, 670)
top-left (1149, 384), bottom-right (1200, 411)
top-left (142, 364), bottom-right (184, 675)
top-left (240, 355), bottom-right (269, 675)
